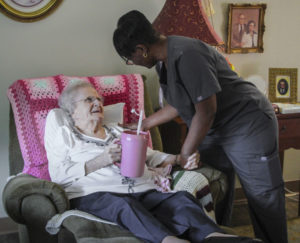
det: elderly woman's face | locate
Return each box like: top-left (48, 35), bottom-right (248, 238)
top-left (72, 86), bottom-right (104, 123)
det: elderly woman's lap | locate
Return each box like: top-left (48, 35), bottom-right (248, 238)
top-left (70, 190), bottom-right (221, 242)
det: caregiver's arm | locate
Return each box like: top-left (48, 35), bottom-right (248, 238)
top-left (142, 104), bottom-right (179, 131)
top-left (179, 94), bottom-right (217, 167)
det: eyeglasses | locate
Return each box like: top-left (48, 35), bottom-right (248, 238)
top-left (122, 56), bottom-right (134, 65)
top-left (74, 96), bottom-right (103, 104)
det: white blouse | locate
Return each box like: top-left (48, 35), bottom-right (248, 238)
top-left (241, 32), bottom-right (258, 48)
top-left (44, 108), bottom-right (169, 199)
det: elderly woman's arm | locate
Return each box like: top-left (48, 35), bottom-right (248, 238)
top-left (146, 148), bottom-right (200, 170)
top-left (84, 143), bottom-right (121, 174)
top-left (45, 109), bottom-right (86, 185)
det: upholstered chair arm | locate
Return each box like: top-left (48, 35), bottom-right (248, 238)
top-left (61, 216), bottom-right (143, 243)
top-left (2, 173), bottom-right (69, 226)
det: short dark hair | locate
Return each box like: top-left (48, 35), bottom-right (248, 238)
top-left (247, 20), bottom-right (256, 27)
top-left (113, 10), bottom-right (160, 59)
top-left (246, 20), bottom-right (256, 34)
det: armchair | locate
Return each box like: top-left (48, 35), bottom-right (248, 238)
top-left (3, 74), bottom-right (228, 243)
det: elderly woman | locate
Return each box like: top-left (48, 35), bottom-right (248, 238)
top-left (44, 81), bottom-right (261, 243)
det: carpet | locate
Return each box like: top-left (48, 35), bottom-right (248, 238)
top-left (232, 217), bottom-right (300, 243)
top-left (230, 193), bottom-right (299, 242)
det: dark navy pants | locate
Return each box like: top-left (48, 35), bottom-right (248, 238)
top-left (70, 190), bottom-right (222, 243)
top-left (200, 110), bottom-right (288, 243)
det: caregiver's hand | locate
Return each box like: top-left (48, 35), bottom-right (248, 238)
top-left (118, 118), bottom-right (150, 131)
top-left (180, 151), bottom-right (201, 170)
top-left (118, 122), bottom-right (138, 130)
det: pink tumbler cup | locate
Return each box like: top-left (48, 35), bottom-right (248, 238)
top-left (120, 131), bottom-right (148, 178)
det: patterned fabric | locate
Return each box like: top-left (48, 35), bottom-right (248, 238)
top-left (7, 74), bottom-right (147, 180)
top-left (152, 0), bottom-right (223, 46)
top-left (149, 164), bottom-right (173, 193)
top-left (172, 170), bottom-right (215, 221)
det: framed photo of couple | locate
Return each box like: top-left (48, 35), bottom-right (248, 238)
top-left (226, 4), bottom-right (266, 54)
top-left (268, 68), bottom-right (298, 103)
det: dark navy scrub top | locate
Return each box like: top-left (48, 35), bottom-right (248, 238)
top-left (156, 36), bottom-right (274, 144)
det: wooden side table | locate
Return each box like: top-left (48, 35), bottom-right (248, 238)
top-left (158, 117), bottom-right (187, 154)
top-left (276, 113), bottom-right (300, 216)
top-left (277, 113), bottom-right (300, 168)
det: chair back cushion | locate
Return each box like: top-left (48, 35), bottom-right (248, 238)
top-left (7, 74), bottom-right (146, 180)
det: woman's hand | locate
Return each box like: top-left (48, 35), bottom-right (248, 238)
top-left (104, 142), bottom-right (122, 164)
top-left (157, 154), bottom-right (177, 168)
top-left (158, 152), bottom-right (200, 171)
top-left (179, 151), bottom-right (200, 170)
top-left (184, 151), bottom-right (200, 170)
top-left (85, 141), bottom-right (121, 175)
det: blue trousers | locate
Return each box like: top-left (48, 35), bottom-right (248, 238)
top-left (70, 190), bottom-right (222, 243)
top-left (200, 109), bottom-right (288, 243)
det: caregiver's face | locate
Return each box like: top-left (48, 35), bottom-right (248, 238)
top-left (125, 46), bottom-right (157, 69)
top-left (72, 86), bottom-right (104, 122)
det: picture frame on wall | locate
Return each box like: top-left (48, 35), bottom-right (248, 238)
top-left (0, 0), bottom-right (62, 22)
top-left (268, 68), bottom-right (298, 103)
top-left (226, 4), bottom-right (266, 54)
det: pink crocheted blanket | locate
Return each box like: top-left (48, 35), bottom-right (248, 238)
top-left (7, 74), bottom-right (146, 180)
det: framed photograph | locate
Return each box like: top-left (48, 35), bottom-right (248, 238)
top-left (226, 4), bottom-right (266, 54)
top-left (0, 0), bottom-right (62, 22)
top-left (268, 68), bottom-right (298, 103)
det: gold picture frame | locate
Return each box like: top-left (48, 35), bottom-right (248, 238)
top-left (226, 4), bottom-right (266, 54)
top-left (0, 0), bottom-right (62, 22)
top-left (268, 68), bottom-right (298, 103)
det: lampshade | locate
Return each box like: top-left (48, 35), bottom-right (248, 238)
top-left (152, 0), bottom-right (224, 46)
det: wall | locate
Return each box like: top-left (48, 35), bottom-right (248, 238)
top-left (0, 0), bottom-right (299, 217)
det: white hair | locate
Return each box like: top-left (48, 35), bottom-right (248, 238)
top-left (58, 81), bottom-right (95, 114)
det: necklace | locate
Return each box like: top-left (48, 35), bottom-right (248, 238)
top-left (72, 125), bottom-right (118, 147)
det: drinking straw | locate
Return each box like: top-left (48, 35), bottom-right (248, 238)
top-left (137, 110), bottom-right (143, 135)
top-left (131, 108), bottom-right (138, 116)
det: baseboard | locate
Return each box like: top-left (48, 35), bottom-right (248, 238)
top-left (234, 179), bottom-right (300, 203)
top-left (0, 217), bottom-right (18, 235)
